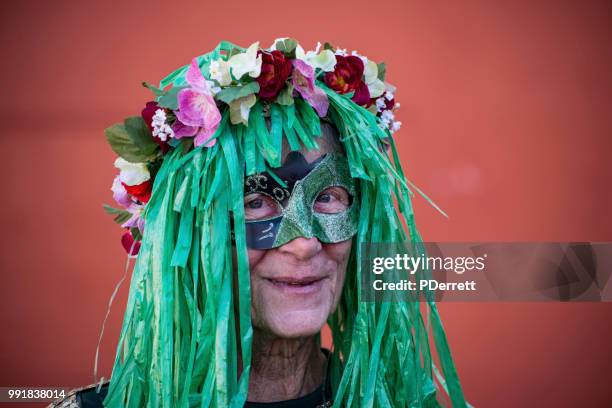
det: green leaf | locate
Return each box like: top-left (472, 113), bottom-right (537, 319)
top-left (105, 123), bottom-right (156, 162)
top-left (130, 227), bottom-right (142, 241)
top-left (158, 86), bottom-right (186, 110)
top-left (275, 38), bottom-right (298, 58)
top-left (215, 82), bottom-right (260, 104)
top-left (323, 42), bottom-right (334, 51)
top-left (103, 204), bottom-right (123, 215)
top-left (180, 138), bottom-right (194, 154)
top-left (104, 117), bottom-right (159, 162)
top-left (124, 116), bottom-right (159, 155)
top-left (226, 47), bottom-right (242, 59)
top-left (103, 204), bottom-right (132, 225)
top-left (276, 83), bottom-right (294, 106)
top-left (377, 62), bottom-right (387, 81)
top-left (142, 81), bottom-right (165, 97)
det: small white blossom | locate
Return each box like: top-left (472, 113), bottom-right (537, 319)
top-left (381, 109), bottom-right (395, 123)
top-left (335, 48), bottom-right (348, 56)
top-left (385, 91), bottom-right (394, 100)
top-left (375, 97), bottom-right (387, 112)
top-left (378, 109), bottom-right (402, 134)
top-left (391, 121), bottom-right (402, 133)
top-left (151, 109), bottom-right (175, 142)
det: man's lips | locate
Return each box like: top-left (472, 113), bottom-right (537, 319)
top-left (263, 276), bottom-right (328, 295)
top-left (265, 276), bottom-right (325, 285)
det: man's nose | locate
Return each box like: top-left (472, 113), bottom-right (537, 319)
top-left (277, 236), bottom-right (322, 261)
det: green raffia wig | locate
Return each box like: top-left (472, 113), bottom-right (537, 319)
top-left (102, 39), bottom-right (467, 407)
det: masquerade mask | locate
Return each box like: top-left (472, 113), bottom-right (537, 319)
top-left (244, 151), bottom-right (359, 249)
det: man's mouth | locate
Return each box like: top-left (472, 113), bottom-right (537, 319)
top-left (264, 276), bottom-right (326, 294)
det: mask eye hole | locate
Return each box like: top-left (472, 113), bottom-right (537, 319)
top-left (244, 193), bottom-right (282, 221)
top-left (314, 186), bottom-right (352, 214)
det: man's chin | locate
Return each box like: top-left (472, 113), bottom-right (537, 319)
top-left (266, 309), bottom-right (329, 339)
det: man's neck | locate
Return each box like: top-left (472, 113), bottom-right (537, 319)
top-left (247, 329), bottom-right (326, 402)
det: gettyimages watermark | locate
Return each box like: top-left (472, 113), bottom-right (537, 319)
top-left (361, 242), bottom-right (612, 302)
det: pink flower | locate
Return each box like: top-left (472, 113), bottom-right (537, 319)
top-left (292, 59), bottom-right (329, 117)
top-left (175, 58), bottom-right (222, 147)
top-left (171, 120), bottom-right (198, 138)
top-left (122, 203), bottom-right (145, 234)
top-left (111, 176), bottom-right (131, 208)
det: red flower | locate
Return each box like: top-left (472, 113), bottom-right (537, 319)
top-left (122, 180), bottom-right (152, 203)
top-left (256, 50), bottom-right (292, 101)
top-left (352, 81), bottom-right (371, 106)
top-left (121, 230), bottom-right (141, 255)
top-left (324, 55), bottom-right (370, 105)
top-left (141, 101), bottom-right (158, 131)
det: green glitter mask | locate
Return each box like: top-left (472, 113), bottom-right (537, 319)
top-left (244, 152), bottom-right (358, 249)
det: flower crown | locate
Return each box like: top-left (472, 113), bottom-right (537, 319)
top-left (104, 38), bottom-right (401, 255)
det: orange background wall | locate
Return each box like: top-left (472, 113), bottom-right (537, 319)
top-left (1, 1), bottom-right (611, 407)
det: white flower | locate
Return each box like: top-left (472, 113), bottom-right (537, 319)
top-left (385, 91), bottom-right (394, 100)
top-left (114, 157), bottom-right (150, 186)
top-left (375, 97), bottom-right (387, 112)
top-left (334, 48), bottom-right (348, 56)
top-left (228, 42), bottom-right (262, 80)
top-left (151, 109), bottom-right (175, 142)
top-left (296, 45), bottom-right (337, 72)
top-left (364, 60), bottom-right (385, 98)
top-left (209, 59), bottom-right (232, 87)
top-left (229, 93), bottom-right (257, 126)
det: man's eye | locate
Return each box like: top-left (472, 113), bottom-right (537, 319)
top-left (247, 198), bottom-right (264, 209)
top-left (317, 194), bottom-right (331, 203)
top-left (314, 186), bottom-right (351, 214)
top-left (244, 193), bottom-right (282, 221)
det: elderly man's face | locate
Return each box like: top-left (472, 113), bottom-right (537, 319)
top-left (245, 130), bottom-right (354, 338)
